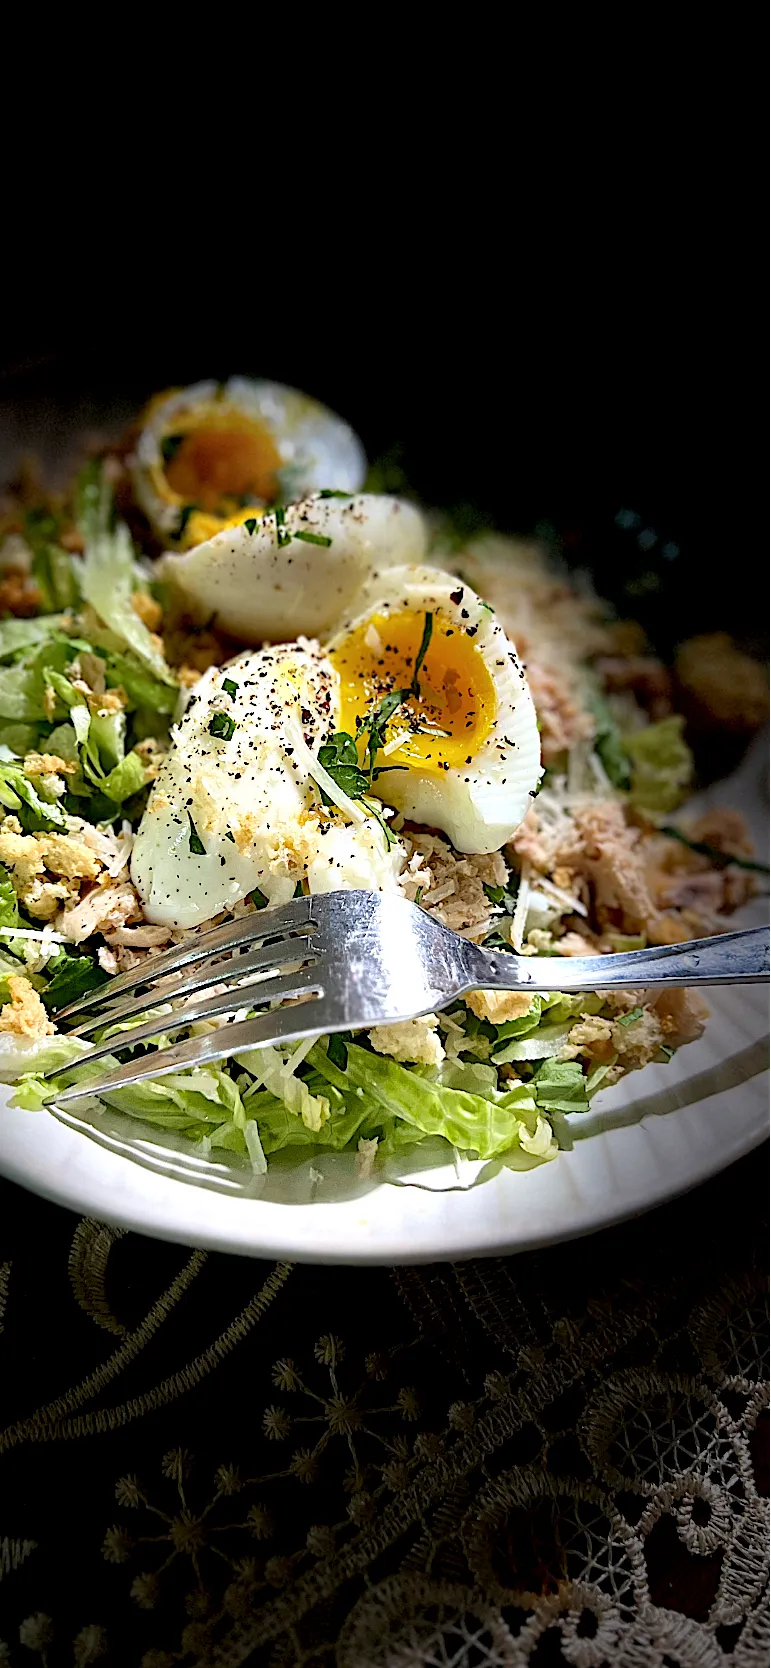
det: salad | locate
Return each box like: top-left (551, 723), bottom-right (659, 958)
top-left (0, 377), bottom-right (766, 1182)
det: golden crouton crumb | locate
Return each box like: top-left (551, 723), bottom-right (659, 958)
top-left (177, 664), bottom-right (205, 688)
top-left (131, 590), bottom-right (163, 631)
top-left (465, 989), bottom-right (534, 1025)
top-left (0, 975), bottom-right (54, 1039)
top-left (0, 821), bottom-right (46, 889)
top-left (38, 835), bottom-right (101, 881)
top-left (369, 1015), bottom-right (445, 1067)
top-left (22, 752), bottom-right (78, 777)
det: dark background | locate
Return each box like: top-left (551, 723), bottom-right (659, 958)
top-left (0, 132), bottom-right (764, 663)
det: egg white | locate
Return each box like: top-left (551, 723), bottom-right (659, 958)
top-left (131, 377), bottom-right (366, 543)
top-left (326, 565), bottom-right (543, 853)
top-left (158, 494), bottom-right (426, 643)
top-left (131, 644), bottom-right (404, 929)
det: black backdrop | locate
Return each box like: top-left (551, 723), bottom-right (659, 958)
top-left (0, 229), bottom-right (765, 661)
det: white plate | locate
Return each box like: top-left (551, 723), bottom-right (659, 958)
top-left (0, 735), bottom-right (767, 1263)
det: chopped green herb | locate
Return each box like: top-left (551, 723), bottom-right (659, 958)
top-left (176, 504), bottom-right (199, 541)
top-left (161, 434), bottom-right (184, 465)
top-left (293, 881), bottom-right (305, 898)
top-left (187, 814), bottom-right (206, 855)
top-left (659, 1045), bottom-right (674, 1060)
top-left (318, 488), bottom-right (352, 499)
top-left (223, 679), bottom-right (238, 700)
top-left (360, 689), bottom-right (409, 782)
top-left (411, 612), bottom-right (433, 696)
top-left (224, 831), bottom-right (235, 843)
top-left (362, 798), bottom-right (398, 848)
top-left (617, 1006), bottom-right (644, 1026)
top-left (317, 732), bottom-right (369, 803)
top-left (483, 931), bottom-right (514, 952)
top-left (208, 712), bottom-right (237, 741)
top-left (250, 888), bottom-right (269, 910)
top-left (293, 530), bottom-right (333, 549)
top-left (275, 505), bottom-right (285, 525)
top-left (660, 826), bottom-right (770, 874)
top-left (483, 881), bottom-right (518, 914)
top-left (277, 527), bottom-right (292, 548)
top-left (414, 886), bottom-right (423, 906)
top-left (327, 1032), bottom-right (349, 1070)
top-left (243, 518), bottom-right (258, 536)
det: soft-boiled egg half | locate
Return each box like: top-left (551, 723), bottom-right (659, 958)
top-left (157, 493), bottom-right (426, 643)
top-left (131, 643), bottom-right (404, 929)
top-left (130, 378), bottom-right (366, 548)
top-left (326, 566), bottom-right (543, 853)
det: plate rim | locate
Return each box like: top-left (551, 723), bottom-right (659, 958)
top-left (0, 1064), bottom-right (767, 1264)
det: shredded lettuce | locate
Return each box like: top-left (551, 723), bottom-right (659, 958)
top-left (239, 1044), bottom-right (330, 1133)
top-left (40, 948), bottom-right (110, 1015)
top-left (311, 1039), bottom-right (556, 1161)
top-left (590, 695), bottom-right (632, 789)
top-left (624, 715), bottom-right (693, 813)
top-left (76, 465), bottom-right (175, 686)
top-left (0, 759), bottom-right (66, 830)
top-left (0, 864), bottom-right (20, 932)
top-left (492, 1022), bottom-right (575, 1064)
top-left (0, 615), bottom-right (68, 660)
top-left (532, 1058), bottom-right (590, 1113)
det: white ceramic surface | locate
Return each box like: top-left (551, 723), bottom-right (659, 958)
top-left (0, 730), bottom-right (767, 1265)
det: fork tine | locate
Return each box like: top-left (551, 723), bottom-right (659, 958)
top-left (50, 997), bottom-right (334, 1102)
top-left (69, 934), bottom-right (317, 1038)
top-left (55, 895), bottom-right (316, 1020)
top-left (55, 962), bottom-right (325, 1073)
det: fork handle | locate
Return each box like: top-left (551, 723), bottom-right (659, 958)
top-left (461, 925), bottom-right (769, 996)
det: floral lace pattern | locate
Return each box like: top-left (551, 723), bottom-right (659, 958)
top-left (0, 1149), bottom-right (767, 1667)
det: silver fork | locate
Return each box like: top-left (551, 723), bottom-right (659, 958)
top-left (46, 892), bottom-right (769, 1103)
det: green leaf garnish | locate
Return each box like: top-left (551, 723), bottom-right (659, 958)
top-left (659, 826), bottom-right (770, 874)
top-left (224, 830), bottom-right (235, 842)
top-left (327, 1032), bottom-right (349, 1070)
top-left (617, 1006), bottom-right (644, 1026)
top-left (483, 881), bottom-right (518, 914)
top-left (411, 612), bottom-right (433, 696)
top-left (223, 679), bottom-right (238, 700)
top-left (293, 530), bottom-right (333, 548)
top-left (250, 887), bottom-right (269, 909)
top-left (243, 518), bottom-right (258, 535)
top-left (161, 434), bottom-right (184, 465)
top-left (317, 732), bottom-right (370, 804)
top-left (208, 712), bottom-right (237, 741)
top-left (176, 504), bottom-right (199, 541)
top-left (187, 814), bottom-right (206, 855)
top-left (317, 489), bottom-right (352, 500)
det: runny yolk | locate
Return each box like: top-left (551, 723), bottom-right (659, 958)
top-left (330, 610), bottom-right (496, 774)
top-left (164, 411), bottom-right (282, 511)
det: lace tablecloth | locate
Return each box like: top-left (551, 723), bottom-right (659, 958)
top-left (0, 1148), bottom-right (767, 1668)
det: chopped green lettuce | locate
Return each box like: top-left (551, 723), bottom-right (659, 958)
top-left (0, 864), bottom-right (20, 931)
top-left (532, 1058), bottom-right (590, 1113)
top-left (0, 615), bottom-right (68, 660)
top-left (0, 759), bottom-right (66, 830)
top-left (40, 948), bottom-right (110, 1015)
top-left (590, 695), bottom-right (632, 789)
top-left (76, 465), bottom-right (176, 686)
top-left (311, 1039), bottom-right (556, 1161)
top-left (624, 715), bottom-right (693, 813)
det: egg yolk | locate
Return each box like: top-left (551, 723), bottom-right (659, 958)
top-left (162, 409), bottom-right (282, 513)
top-left (331, 610), bottom-right (496, 774)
